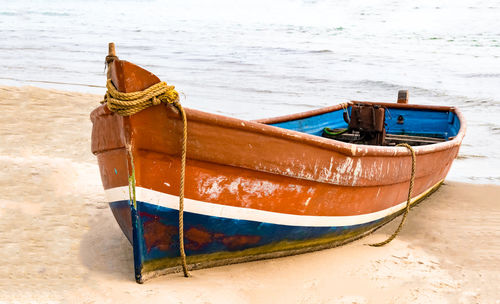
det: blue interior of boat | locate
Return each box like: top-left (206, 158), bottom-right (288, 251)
top-left (269, 106), bottom-right (460, 140)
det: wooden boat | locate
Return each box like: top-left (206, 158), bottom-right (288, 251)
top-left (90, 44), bottom-right (465, 283)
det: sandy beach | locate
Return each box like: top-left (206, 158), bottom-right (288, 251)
top-left (0, 85), bottom-right (499, 303)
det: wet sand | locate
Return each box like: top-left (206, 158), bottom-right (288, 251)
top-left (0, 86), bottom-right (499, 303)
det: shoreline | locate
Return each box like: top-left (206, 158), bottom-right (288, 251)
top-left (0, 85), bottom-right (499, 303)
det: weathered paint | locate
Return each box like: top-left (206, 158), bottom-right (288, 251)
top-left (107, 178), bottom-right (442, 282)
top-left (90, 59), bottom-right (466, 282)
top-left (106, 182), bottom-right (443, 228)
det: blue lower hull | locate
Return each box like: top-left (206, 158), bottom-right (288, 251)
top-left (110, 200), bottom-right (387, 280)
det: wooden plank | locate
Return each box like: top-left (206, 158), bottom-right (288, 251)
top-left (386, 134), bottom-right (445, 144)
top-left (323, 129), bottom-right (445, 145)
top-left (397, 90), bottom-right (409, 104)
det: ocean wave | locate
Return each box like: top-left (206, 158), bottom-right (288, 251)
top-left (38, 11), bottom-right (70, 17)
top-left (0, 12), bottom-right (18, 16)
top-left (209, 84), bottom-right (303, 96)
top-left (491, 126), bottom-right (500, 134)
top-left (309, 49), bottom-right (333, 54)
top-left (0, 10), bottom-right (70, 17)
top-left (462, 73), bottom-right (500, 78)
top-left (462, 98), bottom-right (500, 108)
top-left (456, 154), bottom-right (488, 160)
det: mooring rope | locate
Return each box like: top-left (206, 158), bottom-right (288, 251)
top-left (127, 146), bottom-right (137, 209)
top-left (369, 143), bottom-right (416, 247)
top-left (103, 80), bottom-right (190, 277)
top-left (177, 99), bottom-right (190, 277)
top-left (102, 79), bottom-right (179, 116)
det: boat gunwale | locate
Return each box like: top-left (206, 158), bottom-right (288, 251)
top-left (91, 100), bottom-right (465, 158)
top-left (178, 102), bottom-right (466, 158)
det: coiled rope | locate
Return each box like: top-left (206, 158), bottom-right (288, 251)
top-left (102, 79), bottom-right (180, 116)
top-left (369, 143), bottom-right (416, 247)
top-left (103, 80), bottom-right (190, 277)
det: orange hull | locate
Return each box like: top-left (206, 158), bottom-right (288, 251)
top-left (91, 58), bottom-right (465, 282)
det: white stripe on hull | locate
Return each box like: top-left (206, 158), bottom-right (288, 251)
top-left (105, 182), bottom-right (441, 227)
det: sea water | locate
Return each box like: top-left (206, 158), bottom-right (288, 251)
top-left (1, 0), bottom-right (499, 184)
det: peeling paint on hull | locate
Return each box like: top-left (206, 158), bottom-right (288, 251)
top-left (108, 179), bottom-right (442, 282)
top-left (90, 59), bottom-right (466, 283)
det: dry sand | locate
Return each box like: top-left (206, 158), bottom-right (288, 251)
top-left (0, 86), bottom-right (499, 303)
